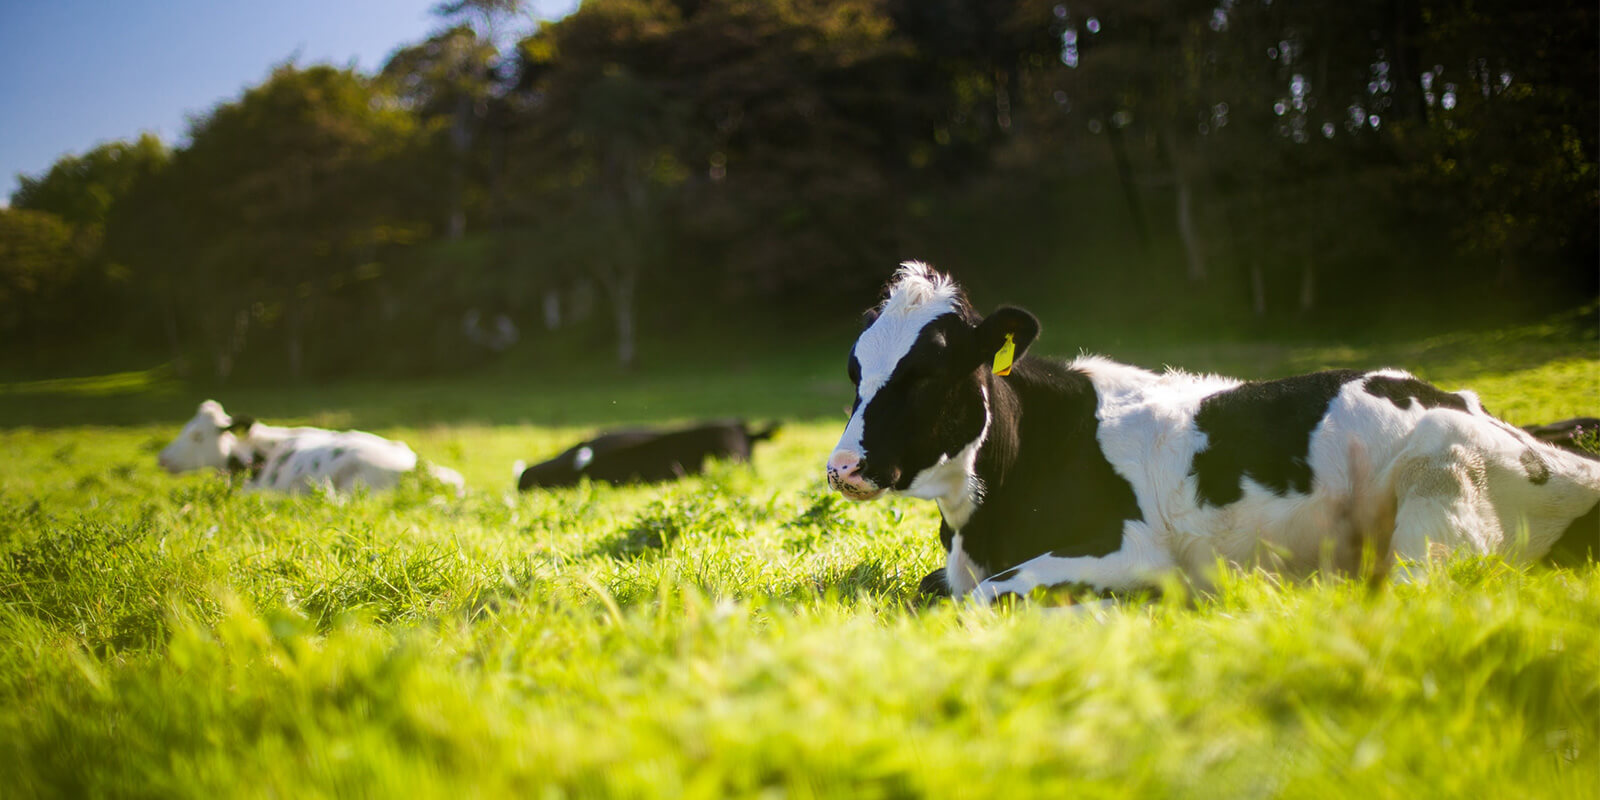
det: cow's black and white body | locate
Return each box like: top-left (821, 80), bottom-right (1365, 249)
top-left (826, 263), bottom-right (1600, 602)
top-left (159, 400), bottom-right (465, 496)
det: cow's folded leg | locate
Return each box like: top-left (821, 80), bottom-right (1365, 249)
top-left (968, 539), bottom-right (1172, 606)
top-left (917, 568), bottom-right (951, 597)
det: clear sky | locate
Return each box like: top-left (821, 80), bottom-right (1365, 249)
top-left (0, 0), bottom-right (576, 204)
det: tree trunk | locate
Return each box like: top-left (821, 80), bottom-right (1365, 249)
top-left (1159, 127), bottom-right (1206, 283)
top-left (448, 94), bottom-right (472, 239)
top-left (1251, 263), bottom-right (1267, 317)
top-left (596, 263), bottom-right (638, 371)
top-left (1176, 173), bottom-right (1205, 283)
top-left (162, 297), bottom-right (188, 377)
top-left (285, 301), bottom-right (304, 380)
top-left (543, 287), bottom-right (562, 330)
top-left (1106, 123), bottom-right (1149, 249)
top-left (1387, 0), bottom-right (1427, 122)
top-left (1299, 257), bottom-right (1316, 312)
top-left (994, 68), bottom-right (1013, 134)
top-left (612, 267), bottom-right (636, 371)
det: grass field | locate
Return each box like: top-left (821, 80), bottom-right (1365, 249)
top-left (1, 312), bottom-right (1597, 798)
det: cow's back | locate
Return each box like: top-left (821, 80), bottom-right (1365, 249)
top-left (247, 429), bottom-right (418, 494)
top-left (1081, 363), bottom-right (1596, 570)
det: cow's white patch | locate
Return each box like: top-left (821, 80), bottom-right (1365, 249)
top-left (831, 261), bottom-right (963, 460)
top-left (970, 522), bottom-right (1174, 604)
top-left (945, 533), bottom-right (989, 596)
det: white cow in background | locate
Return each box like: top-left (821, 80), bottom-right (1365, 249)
top-left (158, 400), bottom-right (464, 496)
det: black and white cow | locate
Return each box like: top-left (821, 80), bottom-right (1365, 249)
top-left (159, 400), bottom-right (465, 495)
top-left (826, 263), bottom-right (1600, 602)
top-left (516, 421), bottom-right (780, 490)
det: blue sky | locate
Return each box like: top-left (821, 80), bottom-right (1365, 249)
top-left (0, 0), bottom-right (576, 204)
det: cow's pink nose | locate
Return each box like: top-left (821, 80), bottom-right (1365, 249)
top-left (827, 450), bottom-right (862, 480)
top-left (827, 449), bottom-right (884, 499)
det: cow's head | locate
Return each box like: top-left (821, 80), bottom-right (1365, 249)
top-left (826, 262), bottom-right (1038, 501)
top-left (158, 400), bottom-right (254, 474)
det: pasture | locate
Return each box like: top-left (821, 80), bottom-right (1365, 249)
top-left (1, 313), bottom-right (1597, 798)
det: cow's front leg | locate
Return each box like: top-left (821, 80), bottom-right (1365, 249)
top-left (968, 529), bottom-right (1173, 605)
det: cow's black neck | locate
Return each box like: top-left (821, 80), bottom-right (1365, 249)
top-left (948, 355), bottom-right (1143, 579)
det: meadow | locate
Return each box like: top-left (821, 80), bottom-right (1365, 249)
top-left (1, 311), bottom-right (1597, 799)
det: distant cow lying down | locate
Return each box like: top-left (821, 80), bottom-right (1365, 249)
top-left (1523, 418), bottom-right (1600, 457)
top-left (159, 400), bottom-right (464, 495)
top-left (516, 421), bottom-right (779, 490)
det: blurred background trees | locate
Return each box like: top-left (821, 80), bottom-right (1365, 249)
top-left (5, 0), bottom-right (1594, 379)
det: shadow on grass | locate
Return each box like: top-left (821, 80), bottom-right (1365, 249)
top-left (4, 305), bottom-right (1593, 430)
top-left (0, 351), bottom-right (850, 430)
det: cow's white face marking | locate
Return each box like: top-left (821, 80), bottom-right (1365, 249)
top-left (158, 400), bottom-right (237, 473)
top-left (828, 262), bottom-right (970, 497)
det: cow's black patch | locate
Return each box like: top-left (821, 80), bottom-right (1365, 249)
top-left (1520, 450), bottom-right (1551, 485)
top-left (1545, 499), bottom-right (1599, 566)
top-left (225, 453), bottom-right (265, 480)
top-left (1524, 418), bottom-right (1600, 459)
top-left (988, 565), bottom-right (1023, 582)
top-left (264, 449), bottom-right (290, 486)
top-left (1191, 370), bottom-right (1364, 507)
top-left (957, 360), bottom-right (1143, 573)
top-left (1362, 375), bottom-right (1469, 413)
top-left (918, 568), bottom-right (950, 597)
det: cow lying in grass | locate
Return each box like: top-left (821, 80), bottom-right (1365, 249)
top-left (826, 262), bottom-right (1600, 603)
top-left (516, 421), bottom-right (780, 490)
top-left (1523, 417), bottom-right (1600, 457)
top-left (159, 400), bottom-right (464, 495)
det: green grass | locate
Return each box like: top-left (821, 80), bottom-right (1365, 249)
top-left (1, 318), bottom-right (1597, 798)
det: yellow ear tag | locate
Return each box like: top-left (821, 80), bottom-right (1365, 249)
top-left (992, 333), bottom-right (1016, 376)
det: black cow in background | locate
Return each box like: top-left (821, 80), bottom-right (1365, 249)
top-left (517, 421), bottom-right (780, 490)
top-left (1524, 418), bottom-right (1600, 458)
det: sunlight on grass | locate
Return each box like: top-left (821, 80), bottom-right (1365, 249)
top-left (0, 363), bottom-right (177, 397)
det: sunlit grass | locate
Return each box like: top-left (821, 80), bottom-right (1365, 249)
top-left (0, 363), bottom-right (177, 397)
top-left (0, 322), bottom-right (1596, 797)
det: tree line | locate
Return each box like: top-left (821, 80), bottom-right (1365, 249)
top-left (4, 0), bottom-right (1594, 379)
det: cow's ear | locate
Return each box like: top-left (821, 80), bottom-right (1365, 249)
top-left (974, 306), bottom-right (1040, 372)
top-left (224, 415), bottom-right (256, 435)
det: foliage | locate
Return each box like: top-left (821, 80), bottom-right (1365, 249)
top-left (7, 0), bottom-right (1596, 377)
top-left (0, 208), bottom-right (91, 334)
top-left (11, 134), bottom-right (169, 230)
top-left (3, 136), bottom-right (168, 340)
top-left (103, 65), bottom-right (428, 379)
top-left (0, 328), bottom-right (1596, 796)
